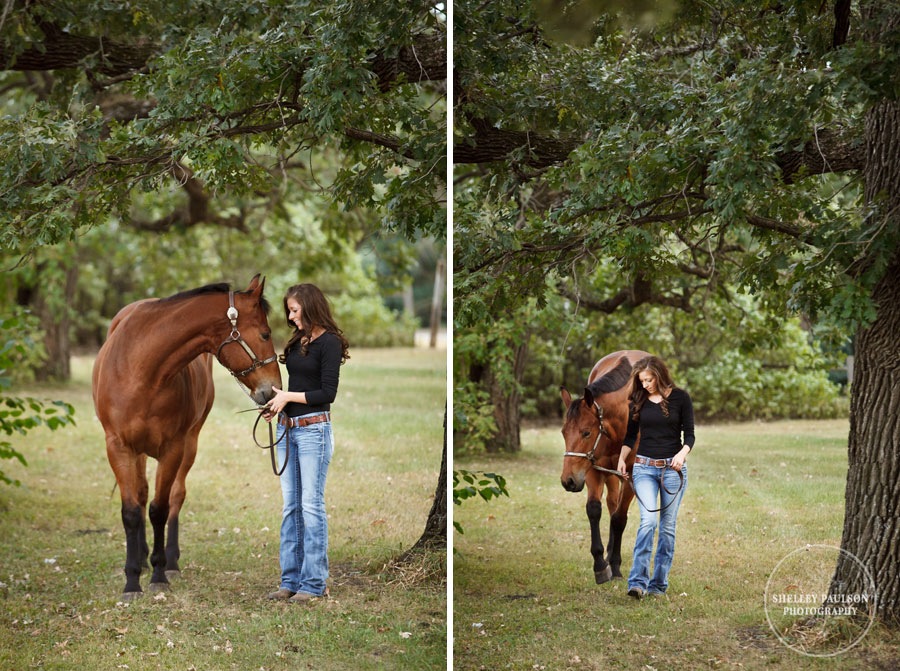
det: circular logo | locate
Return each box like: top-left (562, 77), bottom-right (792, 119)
top-left (764, 544), bottom-right (877, 657)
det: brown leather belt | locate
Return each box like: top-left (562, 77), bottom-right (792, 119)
top-left (278, 412), bottom-right (330, 429)
top-left (635, 456), bottom-right (670, 467)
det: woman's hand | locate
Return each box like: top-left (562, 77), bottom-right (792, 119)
top-left (264, 386), bottom-right (290, 417)
top-left (617, 446), bottom-right (631, 477)
top-left (671, 445), bottom-right (690, 472)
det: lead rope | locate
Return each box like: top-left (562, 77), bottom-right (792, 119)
top-left (235, 408), bottom-right (287, 476)
top-left (250, 411), bottom-right (289, 476)
top-left (592, 464), bottom-right (684, 514)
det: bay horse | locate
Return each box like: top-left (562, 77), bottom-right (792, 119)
top-left (92, 275), bottom-right (282, 600)
top-left (559, 350), bottom-right (650, 584)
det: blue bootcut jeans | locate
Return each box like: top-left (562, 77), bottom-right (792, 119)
top-left (276, 416), bottom-right (334, 596)
top-left (628, 461), bottom-right (688, 595)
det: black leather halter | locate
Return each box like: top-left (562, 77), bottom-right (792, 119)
top-left (215, 291), bottom-right (278, 378)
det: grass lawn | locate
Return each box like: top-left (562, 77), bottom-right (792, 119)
top-left (0, 348), bottom-right (446, 671)
top-left (453, 419), bottom-right (900, 670)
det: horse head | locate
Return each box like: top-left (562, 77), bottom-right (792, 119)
top-left (215, 274), bottom-right (282, 405)
top-left (559, 351), bottom-right (645, 493)
top-left (559, 385), bottom-right (607, 492)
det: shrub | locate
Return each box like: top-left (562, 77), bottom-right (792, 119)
top-left (0, 313), bottom-right (76, 486)
top-left (683, 350), bottom-right (848, 421)
top-left (331, 293), bottom-right (418, 348)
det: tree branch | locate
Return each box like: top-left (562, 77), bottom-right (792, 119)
top-left (558, 274), bottom-right (694, 314)
top-left (0, 20), bottom-right (445, 91)
top-left (128, 162), bottom-right (247, 233)
top-left (369, 32), bottom-right (446, 90)
top-left (832, 0), bottom-right (852, 48)
top-left (455, 116), bottom-right (865, 177)
top-left (344, 127), bottom-right (413, 158)
top-left (0, 20), bottom-right (155, 76)
top-left (454, 118), bottom-right (579, 167)
top-left (745, 213), bottom-right (806, 239)
top-left (776, 128), bottom-right (865, 183)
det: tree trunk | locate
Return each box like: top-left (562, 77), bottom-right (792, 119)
top-left (484, 340), bottom-right (529, 453)
top-left (836, 97), bottom-right (900, 624)
top-left (407, 405), bottom-right (447, 553)
top-left (402, 282), bottom-right (415, 318)
top-left (429, 258), bottom-right (445, 348)
top-left (17, 260), bottom-right (78, 382)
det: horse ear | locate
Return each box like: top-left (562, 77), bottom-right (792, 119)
top-left (247, 274), bottom-right (265, 298)
top-left (560, 386), bottom-right (572, 409)
top-left (583, 387), bottom-right (594, 407)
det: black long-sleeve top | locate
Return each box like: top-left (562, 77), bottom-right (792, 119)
top-left (623, 388), bottom-right (695, 460)
top-left (283, 332), bottom-right (342, 417)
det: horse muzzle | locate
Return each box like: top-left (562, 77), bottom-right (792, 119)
top-left (250, 382), bottom-right (278, 406)
top-left (561, 472), bottom-right (586, 493)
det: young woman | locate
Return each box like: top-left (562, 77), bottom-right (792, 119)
top-left (617, 355), bottom-right (694, 599)
top-left (262, 283), bottom-right (350, 603)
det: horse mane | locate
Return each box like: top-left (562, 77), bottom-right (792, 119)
top-left (565, 355), bottom-right (633, 420)
top-left (158, 282), bottom-right (271, 314)
top-left (587, 356), bottom-right (633, 397)
top-left (160, 283), bottom-right (231, 302)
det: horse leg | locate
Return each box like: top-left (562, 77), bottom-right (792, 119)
top-left (164, 484), bottom-right (183, 578)
top-left (607, 474), bottom-right (635, 579)
top-left (585, 469), bottom-right (611, 584)
top-left (165, 437), bottom-right (198, 578)
top-left (147, 498), bottom-right (170, 590)
top-left (148, 450), bottom-right (183, 591)
top-left (136, 454), bottom-right (150, 570)
top-left (107, 437), bottom-right (146, 599)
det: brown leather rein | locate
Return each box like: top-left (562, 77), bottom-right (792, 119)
top-left (252, 411), bottom-right (288, 476)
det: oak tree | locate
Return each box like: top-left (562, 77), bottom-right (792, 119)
top-left (454, 0), bottom-right (900, 623)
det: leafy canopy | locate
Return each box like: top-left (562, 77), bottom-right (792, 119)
top-left (454, 0), bottom-right (900, 336)
top-left (0, 0), bottom-right (447, 252)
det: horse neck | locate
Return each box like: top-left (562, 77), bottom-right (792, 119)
top-left (124, 294), bottom-right (228, 386)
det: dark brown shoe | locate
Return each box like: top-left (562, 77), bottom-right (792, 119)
top-left (288, 591), bottom-right (319, 604)
top-left (288, 588), bottom-right (329, 604)
top-left (266, 588), bottom-right (296, 601)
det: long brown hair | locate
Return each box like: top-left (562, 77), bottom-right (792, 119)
top-left (279, 283), bottom-right (350, 364)
top-left (628, 356), bottom-right (676, 420)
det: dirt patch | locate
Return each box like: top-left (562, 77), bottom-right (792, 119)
top-left (735, 625), bottom-right (778, 651)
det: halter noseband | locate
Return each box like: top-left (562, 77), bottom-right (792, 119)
top-left (563, 400), bottom-right (607, 464)
top-left (216, 291), bottom-right (278, 378)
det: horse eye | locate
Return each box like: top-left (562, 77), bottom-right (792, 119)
top-left (261, 332), bottom-right (271, 341)
top-left (582, 430), bottom-right (591, 439)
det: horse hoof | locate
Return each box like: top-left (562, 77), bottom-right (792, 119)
top-left (165, 570), bottom-right (181, 581)
top-left (594, 566), bottom-right (613, 584)
top-left (121, 591), bottom-right (143, 602)
top-left (148, 581), bottom-right (170, 593)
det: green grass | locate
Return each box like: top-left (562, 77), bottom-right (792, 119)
top-left (0, 348), bottom-right (446, 671)
top-left (453, 420), bottom-right (900, 670)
